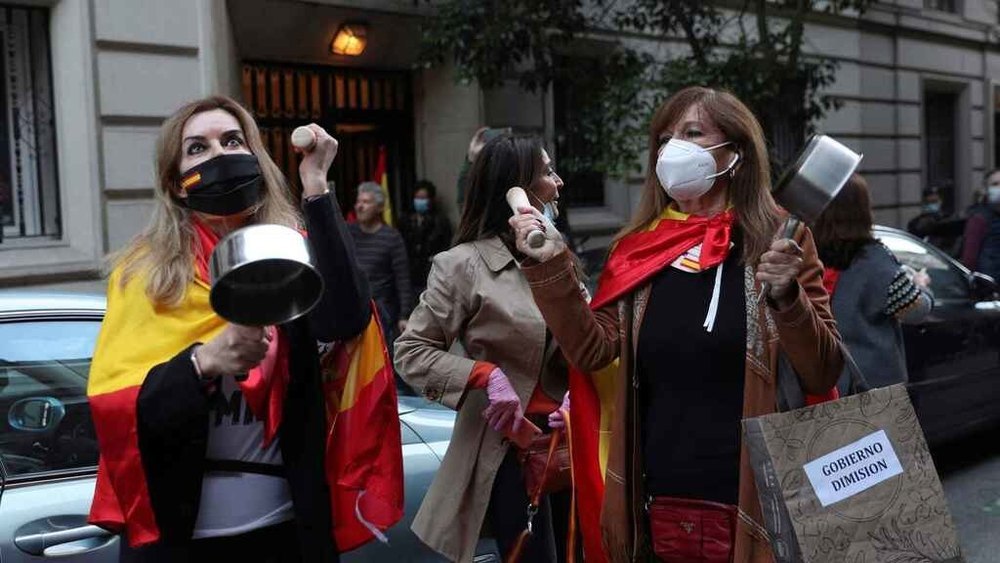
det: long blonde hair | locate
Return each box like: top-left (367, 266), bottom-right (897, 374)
top-left (111, 96), bottom-right (301, 306)
top-left (619, 86), bottom-right (780, 264)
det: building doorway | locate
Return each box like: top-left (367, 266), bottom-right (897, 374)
top-left (241, 62), bottom-right (415, 219)
top-left (924, 90), bottom-right (958, 214)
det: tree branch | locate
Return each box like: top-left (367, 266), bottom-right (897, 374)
top-left (787, 0), bottom-right (809, 71)
top-left (755, 0), bottom-right (773, 59)
top-left (679, 8), bottom-right (708, 65)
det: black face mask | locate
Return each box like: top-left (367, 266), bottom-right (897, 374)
top-left (176, 153), bottom-right (263, 216)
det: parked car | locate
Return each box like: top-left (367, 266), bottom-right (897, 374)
top-left (874, 225), bottom-right (1000, 445)
top-left (578, 226), bottom-right (1000, 446)
top-left (0, 293), bottom-right (499, 562)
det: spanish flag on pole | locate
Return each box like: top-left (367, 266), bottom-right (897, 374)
top-left (373, 146), bottom-right (393, 226)
top-left (87, 220), bottom-right (403, 550)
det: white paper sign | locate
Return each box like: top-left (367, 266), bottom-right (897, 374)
top-left (803, 430), bottom-right (904, 507)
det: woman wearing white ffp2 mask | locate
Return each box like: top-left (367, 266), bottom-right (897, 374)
top-left (509, 87), bottom-right (843, 563)
top-left (656, 138), bottom-right (740, 201)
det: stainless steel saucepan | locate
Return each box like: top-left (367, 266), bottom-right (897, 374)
top-left (772, 134), bottom-right (864, 237)
top-left (209, 224), bottom-right (324, 326)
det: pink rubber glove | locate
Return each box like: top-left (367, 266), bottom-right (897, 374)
top-left (482, 367), bottom-right (524, 434)
top-left (548, 392), bottom-right (571, 429)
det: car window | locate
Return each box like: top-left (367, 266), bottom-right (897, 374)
top-left (876, 231), bottom-right (969, 301)
top-left (0, 319), bottom-right (101, 478)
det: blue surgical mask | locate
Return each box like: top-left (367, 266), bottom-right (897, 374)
top-left (527, 189), bottom-right (559, 224)
top-left (413, 198), bottom-right (430, 214)
top-left (542, 201), bottom-right (559, 223)
top-left (923, 202), bottom-right (941, 214)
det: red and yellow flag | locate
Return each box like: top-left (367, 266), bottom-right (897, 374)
top-left (88, 221), bottom-right (403, 550)
top-left (590, 207), bottom-right (734, 310)
top-left (87, 266), bottom-right (227, 545)
top-left (373, 146), bottom-right (393, 226)
top-left (321, 304), bottom-right (404, 551)
top-left (567, 362), bottom-right (615, 563)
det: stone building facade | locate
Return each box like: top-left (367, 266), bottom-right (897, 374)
top-left (1, 0), bottom-right (998, 288)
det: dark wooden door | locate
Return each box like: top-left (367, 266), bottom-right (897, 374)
top-left (241, 62), bottom-right (415, 219)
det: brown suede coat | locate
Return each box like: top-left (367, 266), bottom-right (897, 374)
top-left (521, 224), bottom-right (843, 562)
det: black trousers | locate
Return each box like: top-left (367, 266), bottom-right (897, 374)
top-left (119, 519), bottom-right (303, 563)
top-left (487, 450), bottom-right (570, 562)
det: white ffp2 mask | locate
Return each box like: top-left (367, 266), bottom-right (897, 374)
top-left (656, 138), bottom-right (739, 201)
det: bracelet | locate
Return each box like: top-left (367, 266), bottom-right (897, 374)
top-left (303, 191), bottom-right (329, 203)
top-left (190, 345), bottom-right (206, 379)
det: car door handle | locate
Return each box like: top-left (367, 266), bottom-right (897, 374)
top-left (15, 524), bottom-right (114, 556)
top-left (974, 300), bottom-right (1000, 312)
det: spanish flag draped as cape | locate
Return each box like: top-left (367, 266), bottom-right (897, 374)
top-left (87, 221), bottom-right (403, 551)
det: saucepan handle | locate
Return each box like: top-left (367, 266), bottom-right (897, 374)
top-left (760, 216), bottom-right (803, 302)
top-left (782, 216), bottom-right (801, 240)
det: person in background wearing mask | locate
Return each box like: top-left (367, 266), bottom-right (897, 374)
top-left (907, 187), bottom-right (945, 237)
top-left (961, 167), bottom-right (1000, 281)
top-left (399, 179), bottom-right (453, 296)
top-left (349, 182), bottom-right (413, 346)
top-left (814, 173), bottom-right (933, 394)
top-left (87, 96), bottom-right (402, 560)
top-left (510, 86), bottom-right (843, 562)
top-left (395, 134), bottom-right (571, 563)
top-left (907, 186), bottom-right (963, 256)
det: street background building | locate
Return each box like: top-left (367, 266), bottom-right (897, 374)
top-left (3, 0), bottom-right (1000, 289)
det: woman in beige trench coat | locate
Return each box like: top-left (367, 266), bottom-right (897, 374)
top-left (394, 134), bottom-right (572, 562)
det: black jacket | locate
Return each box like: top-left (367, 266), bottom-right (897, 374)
top-left (399, 210), bottom-right (452, 290)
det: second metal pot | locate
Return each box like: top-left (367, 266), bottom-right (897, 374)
top-left (209, 224), bottom-right (324, 326)
top-left (772, 134), bottom-right (864, 226)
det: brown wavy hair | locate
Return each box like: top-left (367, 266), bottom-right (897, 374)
top-left (111, 96), bottom-right (301, 306)
top-left (618, 86), bottom-right (780, 264)
top-left (455, 134), bottom-right (544, 245)
top-left (812, 173), bottom-right (875, 270)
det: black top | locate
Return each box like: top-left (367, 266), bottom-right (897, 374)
top-left (399, 211), bottom-right (452, 290)
top-left (637, 243), bottom-right (746, 505)
top-left (347, 222), bottom-right (413, 321)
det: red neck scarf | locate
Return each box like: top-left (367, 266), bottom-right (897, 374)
top-left (191, 218), bottom-right (289, 446)
top-left (192, 219), bottom-right (220, 285)
top-left (822, 267), bottom-right (842, 296)
top-left (591, 208), bottom-right (736, 309)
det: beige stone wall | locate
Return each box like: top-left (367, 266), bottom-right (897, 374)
top-left (413, 64), bottom-right (483, 226)
top-left (807, 1), bottom-right (998, 227)
top-left (0, 0), bottom-right (239, 286)
top-left (95, 0), bottom-right (239, 252)
top-left (8, 0), bottom-right (1000, 286)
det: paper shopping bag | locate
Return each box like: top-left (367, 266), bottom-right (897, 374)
top-left (743, 350), bottom-right (963, 562)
